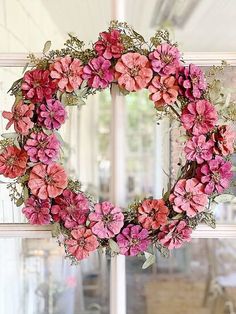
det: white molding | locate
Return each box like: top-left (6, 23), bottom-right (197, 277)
top-left (1, 52), bottom-right (236, 67)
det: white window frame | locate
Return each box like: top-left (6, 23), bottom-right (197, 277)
top-left (1, 52), bottom-right (236, 314)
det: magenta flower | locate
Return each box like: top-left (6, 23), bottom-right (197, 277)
top-left (149, 43), bottom-right (181, 76)
top-left (169, 178), bottom-right (208, 217)
top-left (37, 99), bottom-right (67, 130)
top-left (89, 201), bottom-right (124, 239)
top-left (116, 224), bottom-right (150, 256)
top-left (22, 195), bottom-right (51, 225)
top-left (181, 100), bottom-right (218, 136)
top-left (21, 69), bottom-right (56, 103)
top-left (95, 29), bottom-right (124, 59)
top-left (196, 156), bottom-right (233, 195)
top-left (65, 227), bottom-right (99, 261)
top-left (212, 125), bottom-right (236, 157)
top-left (82, 56), bottom-right (114, 89)
top-left (51, 189), bottom-right (89, 229)
top-left (177, 64), bottom-right (207, 100)
top-left (158, 220), bottom-right (192, 250)
top-left (24, 131), bottom-right (60, 164)
top-left (184, 135), bottom-right (214, 164)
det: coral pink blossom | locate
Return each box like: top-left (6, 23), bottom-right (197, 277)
top-left (116, 224), bottom-right (150, 256)
top-left (169, 178), bottom-right (208, 217)
top-left (212, 125), bottom-right (236, 156)
top-left (181, 100), bottom-right (218, 136)
top-left (65, 227), bottom-right (99, 261)
top-left (0, 146), bottom-right (27, 179)
top-left (158, 220), bottom-right (192, 249)
top-left (24, 131), bottom-right (60, 164)
top-left (89, 201), bottom-right (124, 239)
top-left (2, 101), bottom-right (34, 135)
top-left (115, 52), bottom-right (153, 92)
top-left (28, 163), bottom-right (68, 200)
top-left (37, 99), bottom-right (66, 130)
top-left (82, 56), bottom-right (113, 89)
top-left (196, 156), bottom-right (233, 195)
top-left (22, 196), bottom-right (51, 225)
top-left (177, 64), bottom-right (207, 100)
top-left (149, 43), bottom-right (181, 76)
top-left (138, 199), bottom-right (169, 230)
top-left (50, 56), bottom-right (83, 92)
top-left (148, 75), bottom-right (179, 108)
top-left (51, 189), bottom-right (89, 229)
top-left (21, 69), bottom-right (56, 103)
top-left (95, 29), bottom-right (124, 59)
top-left (184, 135), bottom-right (214, 164)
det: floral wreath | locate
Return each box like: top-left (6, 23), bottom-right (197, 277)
top-left (0, 21), bottom-right (235, 268)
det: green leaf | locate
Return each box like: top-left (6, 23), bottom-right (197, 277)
top-left (7, 78), bottom-right (22, 93)
top-left (202, 212), bottom-right (216, 229)
top-left (51, 222), bottom-right (61, 238)
top-left (13, 138), bottom-right (21, 149)
top-left (1, 132), bottom-right (18, 139)
top-left (214, 194), bottom-right (235, 203)
top-left (16, 197), bottom-right (24, 207)
top-left (42, 128), bottom-right (53, 136)
top-left (43, 40), bottom-right (51, 54)
top-left (23, 186), bottom-right (29, 202)
top-left (55, 131), bottom-right (64, 145)
top-left (142, 252), bottom-right (155, 269)
top-left (109, 239), bottom-right (120, 253)
top-left (22, 62), bottom-right (29, 74)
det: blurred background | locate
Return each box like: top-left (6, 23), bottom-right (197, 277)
top-left (0, 1), bottom-right (236, 314)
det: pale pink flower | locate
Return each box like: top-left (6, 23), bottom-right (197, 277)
top-left (24, 131), bottom-right (60, 164)
top-left (148, 75), bottom-right (179, 108)
top-left (37, 99), bottom-right (67, 130)
top-left (169, 178), bottom-right (208, 217)
top-left (177, 64), bottom-right (207, 100)
top-left (82, 56), bottom-right (113, 89)
top-left (149, 43), bottom-right (181, 76)
top-left (184, 135), bottom-right (214, 164)
top-left (0, 146), bottom-right (28, 179)
top-left (28, 163), bottom-right (68, 200)
top-left (65, 227), bottom-right (99, 261)
top-left (212, 125), bottom-right (236, 156)
top-left (22, 196), bottom-right (51, 225)
top-left (138, 199), bottom-right (169, 230)
top-left (115, 52), bottom-right (153, 92)
top-left (196, 156), bottom-right (233, 195)
top-left (95, 29), bottom-right (124, 59)
top-left (181, 100), bottom-right (218, 136)
top-left (51, 189), bottom-right (89, 229)
top-left (89, 201), bottom-right (124, 239)
top-left (116, 224), bottom-right (150, 256)
top-left (50, 56), bottom-right (83, 93)
top-left (2, 101), bottom-right (34, 135)
top-left (158, 220), bottom-right (192, 249)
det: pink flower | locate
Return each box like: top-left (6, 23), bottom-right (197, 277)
top-left (148, 75), bottom-right (179, 108)
top-left (22, 195), bottom-right (51, 225)
top-left (37, 99), bottom-right (67, 130)
top-left (89, 201), bottom-right (124, 239)
top-left (24, 131), bottom-right (60, 164)
top-left (0, 146), bottom-right (27, 179)
top-left (177, 64), bottom-right (207, 100)
top-left (21, 69), bottom-right (56, 103)
top-left (28, 163), bottom-right (68, 200)
top-left (116, 224), bottom-right (150, 256)
top-left (196, 156), bottom-right (233, 195)
top-left (184, 135), bottom-right (214, 164)
top-left (82, 56), bottom-right (113, 89)
top-left (158, 220), bottom-right (192, 249)
top-left (115, 52), bottom-right (153, 92)
top-left (51, 189), bottom-right (89, 229)
top-left (65, 227), bottom-right (99, 261)
top-left (181, 100), bottom-right (218, 136)
top-left (212, 125), bottom-right (236, 156)
top-left (95, 30), bottom-right (124, 59)
top-left (138, 199), bottom-right (169, 230)
top-left (169, 178), bottom-right (208, 217)
top-left (2, 101), bottom-right (34, 135)
top-left (149, 43), bottom-right (181, 76)
top-left (50, 56), bottom-right (83, 92)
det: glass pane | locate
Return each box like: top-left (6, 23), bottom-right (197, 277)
top-left (126, 238), bottom-right (236, 314)
top-left (0, 238), bottom-right (110, 314)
